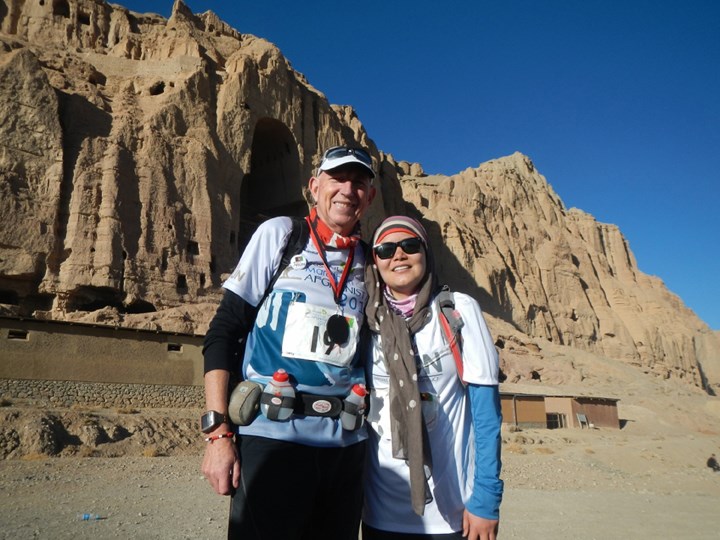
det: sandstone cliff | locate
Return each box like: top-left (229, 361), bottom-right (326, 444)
top-left (0, 0), bottom-right (718, 393)
top-left (397, 155), bottom-right (719, 391)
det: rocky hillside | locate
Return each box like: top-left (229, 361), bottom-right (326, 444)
top-left (1, 0), bottom-right (718, 393)
top-left (397, 155), bottom-right (720, 391)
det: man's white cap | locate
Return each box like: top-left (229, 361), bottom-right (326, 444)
top-left (317, 146), bottom-right (375, 179)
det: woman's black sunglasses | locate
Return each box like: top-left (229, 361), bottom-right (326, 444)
top-left (373, 237), bottom-right (424, 260)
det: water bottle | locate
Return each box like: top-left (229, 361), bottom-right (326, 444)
top-left (340, 383), bottom-right (367, 430)
top-left (260, 369), bottom-right (296, 421)
top-left (77, 513), bottom-right (102, 521)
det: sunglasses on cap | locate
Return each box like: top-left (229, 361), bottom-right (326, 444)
top-left (322, 146), bottom-right (373, 167)
top-left (373, 237), bottom-right (424, 260)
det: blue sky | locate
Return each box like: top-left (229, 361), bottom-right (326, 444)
top-left (121, 1), bottom-right (720, 330)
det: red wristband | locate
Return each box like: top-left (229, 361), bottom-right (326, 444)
top-left (204, 432), bottom-right (234, 443)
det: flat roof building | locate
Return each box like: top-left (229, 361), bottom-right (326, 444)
top-left (0, 316), bottom-right (204, 386)
top-left (500, 384), bottom-right (620, 429)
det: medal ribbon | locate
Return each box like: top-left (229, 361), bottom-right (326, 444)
top-left (305, 211), bottom-right (356, 305)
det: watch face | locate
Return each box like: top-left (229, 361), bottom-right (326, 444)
top-left (201, 410), bottom-right (225, 433)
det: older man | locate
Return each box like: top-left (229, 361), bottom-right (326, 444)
top-left (201, 146), bottom-right (377, 539)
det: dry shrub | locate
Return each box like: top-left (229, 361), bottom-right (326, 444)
top-left (70, 404), bottom-right (90, 410)
top-left (503, 442), bottom-right (527, 454)
top-left (142, 446), bottom-right (165, 457)
top-left (78, 446), bottom-right (97, 458)
top-left (20, 452), bottom-right (47, 461)
top-left (513, 434), bottom-right (534, 445)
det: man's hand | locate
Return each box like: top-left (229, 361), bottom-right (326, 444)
top-left (462, 508), bottom-right (499, 540)
top-left (202, 369), bottom-right (238, 495)
top-left (201, 434), bottom-right (240, 495)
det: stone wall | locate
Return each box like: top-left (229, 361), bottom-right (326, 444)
top-left (0, 378), bottom-right (203, 409)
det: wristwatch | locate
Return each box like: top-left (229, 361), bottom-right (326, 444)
top-left (201, 410), bottom-right (229, 434)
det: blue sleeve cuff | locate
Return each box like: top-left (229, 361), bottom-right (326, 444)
top-left (467, 383), bottom-right (503, 520)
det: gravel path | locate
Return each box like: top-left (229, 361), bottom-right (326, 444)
top-left (2, 395), bottom-right (720, 539)
top-left (2, 447), bottom-right (720, 539)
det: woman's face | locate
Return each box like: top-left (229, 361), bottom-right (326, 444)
top-left (373, 231), bottom-right (427, 300)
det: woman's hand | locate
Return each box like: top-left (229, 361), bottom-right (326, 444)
top-left (462, 508), bottom-right (499, 540)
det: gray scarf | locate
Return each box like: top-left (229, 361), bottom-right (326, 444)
top-left (365, 259), bottom-right (437, 516)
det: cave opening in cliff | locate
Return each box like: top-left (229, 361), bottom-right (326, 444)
top-left (0, 289), bottom-right (19, 305)
top-left (66, 286), bottom-right (123, 313)
top-left (21, 293), bottom-right (55, 316)
top-left (238, 118), bottom-right (307, 256)
top-left (125, 299), bottom-right (157, 314)
top-left (52, 0), bottom-right (70, 18)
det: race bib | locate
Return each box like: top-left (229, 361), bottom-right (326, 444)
top-left (282, 302), bottom-right (358, 367)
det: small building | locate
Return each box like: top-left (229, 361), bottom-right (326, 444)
top-left (0, 316), bottom-right (204, 386)
top-left (500, 384), bottom-right (620, 429)
top-left (500, 391), bottom-right (547, 429)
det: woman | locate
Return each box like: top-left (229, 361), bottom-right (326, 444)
top-left (363, 216), bottom-right (503, 540)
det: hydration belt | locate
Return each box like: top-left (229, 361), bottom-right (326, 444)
top-left (294, 392), bottom-right (344, 418)
top-left (257, 391), bottom-right (346, 418)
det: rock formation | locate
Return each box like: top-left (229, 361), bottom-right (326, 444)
top-left (397, 155), bottom-right (720, 391)
top-left (1, 0), bottom-right (718, 393)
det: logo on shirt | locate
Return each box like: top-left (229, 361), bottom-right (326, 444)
top-left (290, 255), bottom-right (307, 270)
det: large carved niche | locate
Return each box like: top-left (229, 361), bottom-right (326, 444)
top-left (237, 118), bottom-right (308, 255)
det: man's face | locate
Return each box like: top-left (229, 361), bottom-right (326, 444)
top-left (308, 165), bottom-right (376, 235)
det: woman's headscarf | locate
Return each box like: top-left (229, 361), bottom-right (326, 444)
top-left (364, 215), bottom-right (438, 516)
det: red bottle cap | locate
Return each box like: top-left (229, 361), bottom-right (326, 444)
top-left (273, 369), bottom-right (289, 382)
top-left (352, 383), bottom-right (367, 397)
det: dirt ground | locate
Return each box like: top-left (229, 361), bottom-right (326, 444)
top-left (2, 385), bottom-right (720, 540)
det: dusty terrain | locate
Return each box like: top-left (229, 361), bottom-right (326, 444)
top-left (2, 377), bottom-right (720, 540)
top-left (1, 4), bottom-right (718, 537)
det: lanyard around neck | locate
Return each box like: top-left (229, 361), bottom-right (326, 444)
top-left (306, 215), bottom-right (355, 305)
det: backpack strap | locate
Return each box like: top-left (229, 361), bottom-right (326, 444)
top-left (261, 217), bottom-right (310, 304)
top-left (436, 286), bottom-right (466, 385)
top-left (260, 217), bottom-right (366, 305)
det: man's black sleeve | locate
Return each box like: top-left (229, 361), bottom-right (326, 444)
top-left (203, 289), bottom-right (259, 374)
